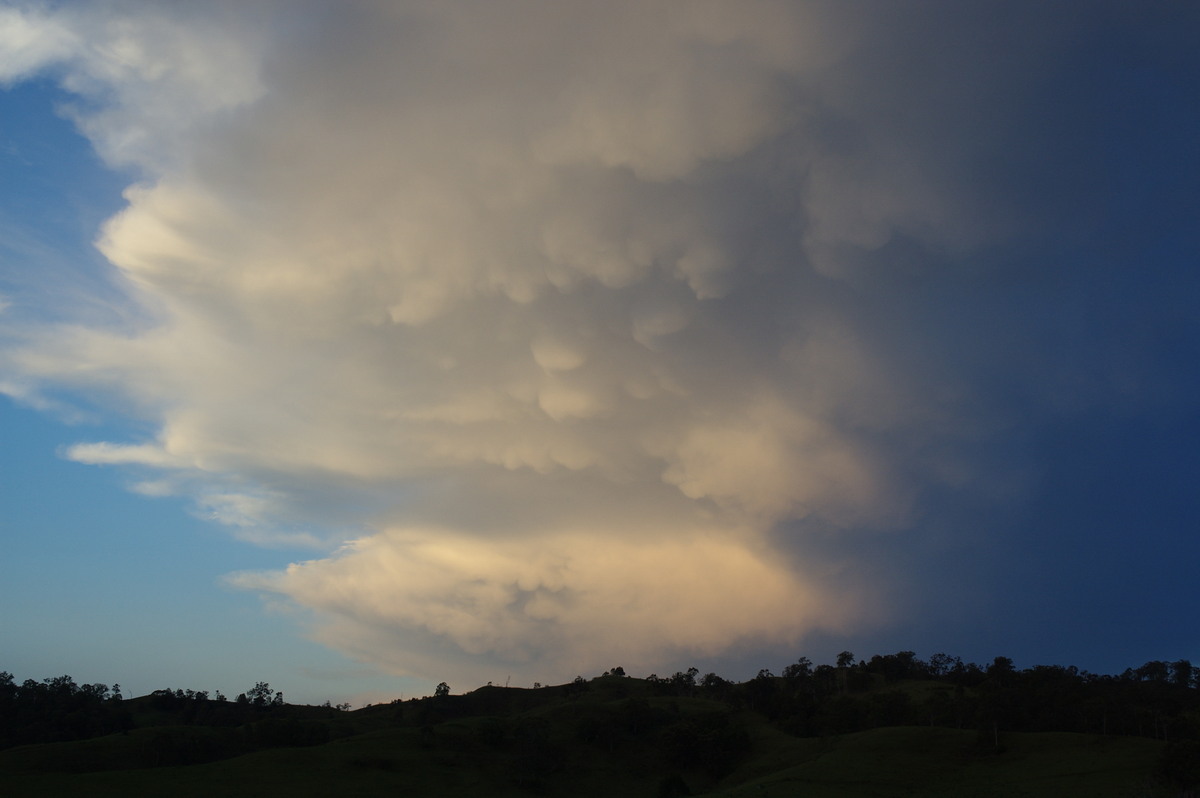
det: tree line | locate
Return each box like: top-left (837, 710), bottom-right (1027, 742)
top-left (5, 651), bottom-right (1200, 752)
top-left (661, 651), bottom-right (1200, 743)
top-left (0, 672), bottom-right (345, 753)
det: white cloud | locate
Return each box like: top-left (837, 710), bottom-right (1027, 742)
top-left (0, 0), bottom-right (1053, 681)
top-left (231, 521), bottom-right (874, 683)
top-left (0, 6), bottom-right (78, 83)
top-left (66, 440), bottom-right (182, 468)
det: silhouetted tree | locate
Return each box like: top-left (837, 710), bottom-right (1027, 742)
top-left (987, 656), bottom-right (1016, 684)
top-left (1137, 660), bottom-right (1170, 683)
top-left (867, 651), bottom-right (924, 683)
top-left (745, 669), bottom-right (780, 716)
top-left (670, 667), bottom-right (699, 695)
top-left (1172, 659), bottom-right (1195, 689)
top-left (928, 652), bottom-right (954, 678)
top-left (836, 651), bottom-right (855, 694)
top-left (699, 672), bottom-right (732, 700)
top-left (565, 676), bottom-right (589, 698)
top-left (243, 681), bottom-right (282, 708)
top-left (782, 657), bottom-right (813, 683)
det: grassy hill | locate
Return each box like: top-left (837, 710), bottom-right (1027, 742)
top-left (0, 675), bottom-right (1177, 797)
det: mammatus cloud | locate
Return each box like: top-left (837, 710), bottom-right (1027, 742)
top-left (0, 0), bottom-right (1143, 682)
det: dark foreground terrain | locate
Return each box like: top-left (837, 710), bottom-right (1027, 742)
top-left (3, 653), bottom-right (1198, 796)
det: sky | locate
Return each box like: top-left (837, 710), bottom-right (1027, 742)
top-left (1, 0), bottom-right (1198, 707)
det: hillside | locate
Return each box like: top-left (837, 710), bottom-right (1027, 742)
top-left (2, 656), bottom-right (1197, 796)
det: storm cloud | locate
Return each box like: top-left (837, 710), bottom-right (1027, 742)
top-left (3, 1), bottom-right (1196, 684)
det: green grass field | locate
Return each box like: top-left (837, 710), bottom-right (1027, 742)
top-left (711, 726), bottom-right (1168, 798)
top-left (0, 695), bottom-right (1175, 798)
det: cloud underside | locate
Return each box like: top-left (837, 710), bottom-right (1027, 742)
top-left (0, 0), bottom-right (1151, 681)
top-left (230, 525), bottom-right (873, 683)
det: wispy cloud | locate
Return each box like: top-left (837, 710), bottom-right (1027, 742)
top-left (0, 5), bottom-right (78, 84)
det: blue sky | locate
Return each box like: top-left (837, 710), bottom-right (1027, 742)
top-left (1, 1), bottom-right (1198, 706)
top-left (0, 78), bottom-right (419, 704)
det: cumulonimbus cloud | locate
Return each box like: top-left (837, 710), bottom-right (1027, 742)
top-left (1, 0), bottom-right (1094, 682)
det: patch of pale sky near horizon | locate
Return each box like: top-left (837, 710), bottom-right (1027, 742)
top-left (2, 0), bottom-right (1186, 685)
